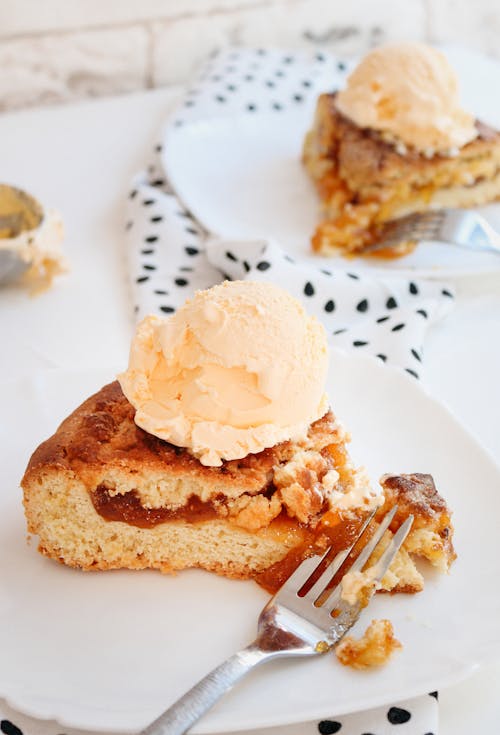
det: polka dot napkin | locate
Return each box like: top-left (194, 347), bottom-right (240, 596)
top-left (0, 47), bottom-right (449, 735)
top-left (0, 693), bottom-right (439, 735)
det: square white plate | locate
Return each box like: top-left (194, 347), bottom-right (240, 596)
top-left (1, 354), bottom-right (499, 733)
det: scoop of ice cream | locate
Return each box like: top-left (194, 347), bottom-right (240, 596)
top-left (336, 42), bottom-right (477, 154)
top-left (118, 281), bottom-right (329, 466)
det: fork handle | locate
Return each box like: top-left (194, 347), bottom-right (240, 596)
top-left (140, 644), bottom-right (269, 735)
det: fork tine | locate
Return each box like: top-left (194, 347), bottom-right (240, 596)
top-left (276, 506), bottom-right (379, 601)
top-left (333, 503), bottom-right (397, 578)
top-left (367, 514), bottom-right (414, 583)
top-left (316, 504), bottom-right (398, 608)
top-left (300, 507), bottom-right (379, 602)
top-left (322, 507), bottom-right (411, 615)
top-left (369, 210), bottom-right (445, 252)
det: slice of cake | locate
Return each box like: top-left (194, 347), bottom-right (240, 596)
top-left (22, 381), bottom-right (373, 577)
top-left (303, 43), bottom-right (500, 257)
top-left (21, 281), bottom-right (455, 589)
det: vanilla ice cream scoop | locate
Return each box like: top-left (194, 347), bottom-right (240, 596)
top-left (336, 42), bottom-right (477, 154)
top-left (118, 281), bottom-right (329, 465)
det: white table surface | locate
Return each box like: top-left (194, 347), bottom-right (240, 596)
top-left (0, 88), bottom-right (499, 735)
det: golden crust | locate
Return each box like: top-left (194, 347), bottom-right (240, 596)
top-left (379, 473), bottom-right (456, 576)
top-left (303, 93), bottom-right (500, 255)
top-left (23, 380), bottom-right (345, 500)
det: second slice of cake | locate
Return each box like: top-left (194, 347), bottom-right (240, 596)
top-left (303, 43), bottom-right (500, 257)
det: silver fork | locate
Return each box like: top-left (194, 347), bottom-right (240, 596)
top-left (368, 208), bottom-right (500, 255)
top-left (141, 505), bottom-right (413, 735)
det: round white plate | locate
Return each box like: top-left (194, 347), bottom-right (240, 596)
top-left (162, 46), bottom-right (500, 279)
top-left (1, 356), bottom-right (500, 733)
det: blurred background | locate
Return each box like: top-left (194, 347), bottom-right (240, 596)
top-left (0, 0), bottom-right (498, 112)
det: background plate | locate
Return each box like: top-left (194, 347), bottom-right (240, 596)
top-left (1, 354), bottom-right (500, 733)
top-left (162, 46), bottom-right (500, 278)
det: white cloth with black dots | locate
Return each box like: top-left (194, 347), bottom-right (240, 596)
top-left (126, 47), bottom-right (454, 382)
top-left (0, 694), bottom-right (439, 735)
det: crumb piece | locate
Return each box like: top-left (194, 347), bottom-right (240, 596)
top-left (340, 566), bottom-right (381, 607)
top-left (228, 493), bottom-right (281, 531)
top-left (315, 640), bottom-right (331, 654)
top-left (335, 619), bottom-right (402, 669)
top-left (403, 527), bottom-right (452, 573)
top-left (367, 530), bottom-right (424, 593)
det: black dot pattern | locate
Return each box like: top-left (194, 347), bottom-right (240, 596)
top-left (1, 722), bottom-right (23, 735)
top-left (256, 260), bottom-right (271, 271)
top-left (387, 707), bottom-right (412, 724)
top-left (318, 721), bottom-right (342, 734)
top-left (170, 46), bottom-right (348, 122)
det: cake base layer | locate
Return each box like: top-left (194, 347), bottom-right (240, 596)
top-left (24, 468), bottom-right (309, 576)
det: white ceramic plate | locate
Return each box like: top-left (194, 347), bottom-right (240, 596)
top-left (1, 356), bottom-right (500, 733)
top-left (162, 46), bottom-right (500, 278)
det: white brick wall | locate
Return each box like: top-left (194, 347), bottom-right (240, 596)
top-left (0, 0), bottom-right (497, 111)
top-left (428, 0), bottom-right (500, 58)
top-left (0, 27), bottom-right (148, 110)
top-left (152, 0), bottom-right (426, 87)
